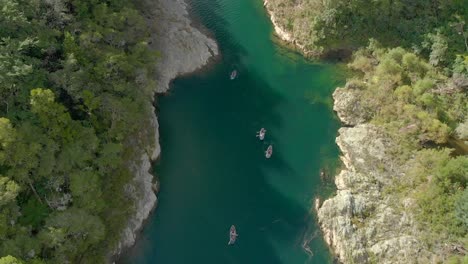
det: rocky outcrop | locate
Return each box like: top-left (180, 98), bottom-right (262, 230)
top-left (317, 92), bottom-right (439, 263)
top-left (263, 0), bottom-right (317, 57)
top-left (263, 0), bottom-right (293, 43)
top-left (262, 0), bottom-right (352, 60)
top-left (113, 0), bottom-right (218, 259)
top-left (114, 108), bottom-right (160, 256)
top-left (332, 88), bottom-right (369, 127)
top-left (144, 0), bottom-right (219, 93)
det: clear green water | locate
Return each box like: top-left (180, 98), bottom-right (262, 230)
top-left (122, 0), bottom-right (343, 263)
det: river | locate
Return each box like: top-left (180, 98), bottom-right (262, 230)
top-left (122, 0), bottom-right (343, 263)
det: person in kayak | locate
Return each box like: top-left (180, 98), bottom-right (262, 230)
top-left (256, 128), bottom-right (266, 140)
top-left (228, 225), bottom-right (238, 245)
top-left (265, 145), bottom-right (273, 158)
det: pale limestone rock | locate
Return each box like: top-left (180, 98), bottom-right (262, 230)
top-left (263, 0), bottom-right (293, 42)
top-left (333, 88), bottom-right (369, 126)
top-left (318, 120), bottom-right (438, 263)
top-left (143, 0), bottom-right (219, 93)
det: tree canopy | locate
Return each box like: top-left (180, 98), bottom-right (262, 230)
top-left (266, 0), bottom-right (468, 60)
top-left (0, 0), bottom-right (157, 262)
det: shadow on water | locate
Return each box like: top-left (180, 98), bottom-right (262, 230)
top-left (121, 0), bottom-right (342, 263)
top-left (122, 59), bottom-right (337, 264)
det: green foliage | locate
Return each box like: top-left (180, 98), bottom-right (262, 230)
top-left (453, 55), bottom-right (468, 75)
top-left (267, 0), bottom-right (467, 61)
top-left (18, 199), bottom-right (49, 230)
top-left (41, 208), bottom-right (106, 262)
top-left (0, 177), bottom-right (19, 206)
top-left (446, 255), bottom-right (468, 264)
top-left (347, 44), bottom-right (464, 147)
top-left (0, 256), bottom-right (23, 264)
top-left (0, 0), bottom-right (157, 262)
top-left (0, 118), bottom-right (15, 164)
top-left (456, 118), bottom-right (468, 142)
top-left (267, 0), bottom-right (468, 260)
top-left (455, 189), bottom-right (468, 228)
top-left (425, 32), bottom-right (448, 67)
top-left (436, 157), bottom-right (468, 189)
top-left (344, 42), bottom-right (467, 258)
top-left (409, 151), bottom-right (468, 237)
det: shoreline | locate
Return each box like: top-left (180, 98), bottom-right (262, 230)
top-left (262, 0), bottom-right (316, 58)
top-left (147, 0), bottom-right (219, 93)
top-left (261, 2), bottom-right (345, 261)
top-left (112, 0), bottom-right (219, 261)
top-left (316, 87), bottom-right (444, 263)
top-left (262, 0), bottom-right (352, 61)
top-left (262, 3), bottom-right (401, 263)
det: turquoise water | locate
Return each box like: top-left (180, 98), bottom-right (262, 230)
top-left (122, 0), bottom-right (343, 263)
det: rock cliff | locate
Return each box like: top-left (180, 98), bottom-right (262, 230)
top-left (113, 0), bottom-right (218, 258)
top-left (332, 86), bottom-right (369, 127)
top-left (146, 0), bottom-right (219, 93)
top-left (113, 107), bottom-right (160, 256)
top-left (317, 87), bottom-right (439, 263)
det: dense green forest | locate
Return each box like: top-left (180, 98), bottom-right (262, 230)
top-left (0, 0), bottom-right (156, 262)
top-left (266, 0), bottom-right (468, 59)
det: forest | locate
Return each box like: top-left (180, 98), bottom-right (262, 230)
top-left (262, 0), bottom-right (468, 262)
top-left (266, 0), bottom-right (468, 60)
top-left (345, 42), bottom-right (467, 262)
top-left (266, 0), bottom-right (468, 262)
top-left (0, 0), bottom-right (156, 263)
top-left (1, 0), bottom-right (467, 263)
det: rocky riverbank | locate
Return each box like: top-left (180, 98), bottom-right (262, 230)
top-left (262, 0), bottom-right (317, 58)
top-left (262, 4), bottom-right (452, 262)
top-left (113, 0), bottom-right (219, 258)
top-left (146, 0), bottom-right (219, 93)
top-left (263, 0), bottom-right (352, 60)
top-left (316, 87), bottom-right (441, 264)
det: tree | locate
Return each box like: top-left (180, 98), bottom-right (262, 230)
top-left (0, 177), bottom-right (20, 207)
top-left (0, 0), bottom-right (29, 37)
top-left (425, 32), bottom-right (448, 67)
top-left (44, 208), bottom-right (105, 260)
top-left (0, 118), bottom-right (15, 165)
top-left (435, 156), bottom-right (468, 189)
top-left (0, 256), bottom-right (23, 264)
top-left (455, 118), bottom-right (468, 142)
top-left (69, 171), bottom-right (104, 212)
top-left (455, 189), bottom-right (468, 229)
top-left (0, 0), bottom-right (157, 261)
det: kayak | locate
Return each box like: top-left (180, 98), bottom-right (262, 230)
top-left (256, 128), bottom-right (266, 140)
top-left (228, 225), bottom-right (238, 245)
top-left (230, 70), bottom-right (237, 80)
top-left (265, 145), bottom-right (273, 159)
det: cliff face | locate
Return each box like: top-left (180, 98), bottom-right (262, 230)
top-left (113, 107), bottom-right (160, 256)
top-left (147, 0), bottom-right (219, 93)
top-left (317, 87), bottom-right (438, 264)
top-left (114, 0), bottom-right (218, 257)
top-left (332, 87), bottom-right (369, 127)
